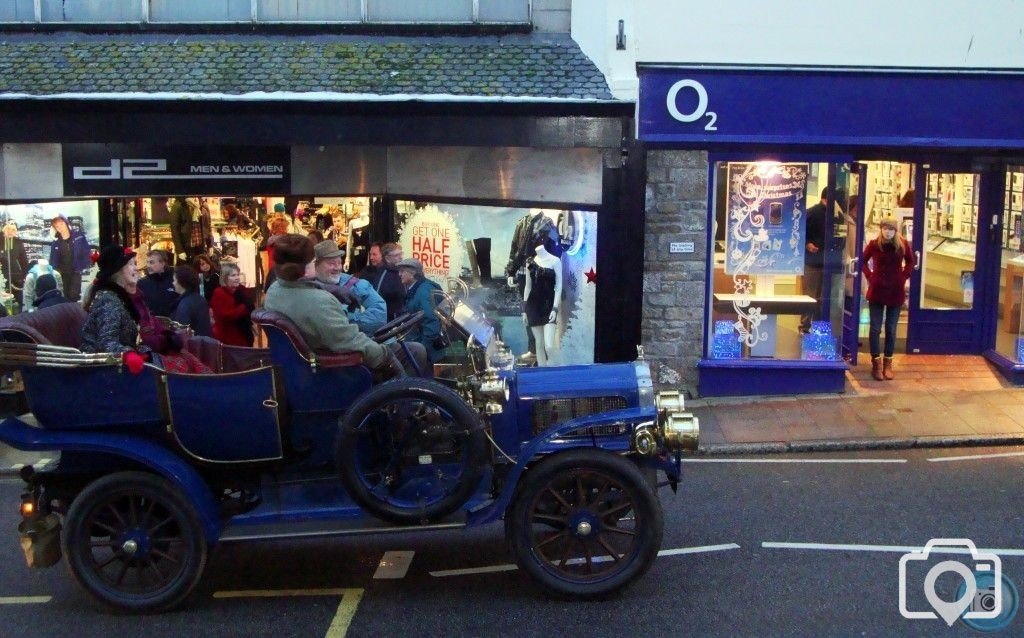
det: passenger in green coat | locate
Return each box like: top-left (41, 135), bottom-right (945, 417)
top-left (263, 235), bottom-right (402, 379)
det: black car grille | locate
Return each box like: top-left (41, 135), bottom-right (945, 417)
top-left (531, 396), bottom-right (629, 436)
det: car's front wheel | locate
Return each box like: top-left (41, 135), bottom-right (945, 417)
top-left (506, 449), bottom-right (663, 598)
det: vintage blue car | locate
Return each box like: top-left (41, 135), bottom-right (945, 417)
top-left (0, 298), bottom-right (698, 613)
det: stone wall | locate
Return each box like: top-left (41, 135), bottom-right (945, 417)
top-left (642, 150), bottom-right (709, 395)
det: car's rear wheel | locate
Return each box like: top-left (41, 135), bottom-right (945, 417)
top-left (507, 450), bottom-right (663, 598)
top-left (63, 471), bottom-right (208, 613)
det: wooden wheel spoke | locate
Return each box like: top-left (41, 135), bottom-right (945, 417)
top-left (592, 479), bottom-right (612, 504)
top-left (597, 500), bottom-right (633, 520)
top-left (536, 530), bottom-right (569, 549)
top-left (150, 537), bottom-right (184, 545)
top-left (574, 475), bottom-right (587, 506)
top-left (128, 495), bottom-right (139, 526)
top-left (90, 520), bottom-right (119, 536)
top-left (150, 547), bottom-right (180, 564)
top-left (105, 503), bottom-right (127, 528)
top-left (602, 525), bottom-right (636, 537)
top-left (532, 513), bottom-right (567, 528)
top-left (583, 540), bottom-right (594, 573)
top-left (147, 515), bottom-right (175, 535)
top-left (95, 553), bottom-right (121, 570)
top-left (544, 487), bottom-right (571, 511)
top-left (597, 536), bottom-right (621, 562)
top-left (558, 536), bottom-right (575, 567)
top-left (113, 560), bottom-right (130, 585)
top-left (88, 539), bottom-right (117, 548)
top-left (146, 557), bottom-right (165, 582)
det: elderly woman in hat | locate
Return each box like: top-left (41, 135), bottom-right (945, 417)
top-left (861, 217), bottom-right (915, 381)
top-left (263, 234), bottom-right (403, 381)
top-left (396, 258), bottom-right (446, 364)
top-left (81, 245), bottom-right (210, 374)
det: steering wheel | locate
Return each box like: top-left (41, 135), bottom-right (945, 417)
top-left (372, 311), bottom-right (425, 344)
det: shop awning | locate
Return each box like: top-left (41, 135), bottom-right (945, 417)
top-left (637, 64), bottom-right (1024, 149)
top-left (0, 33), bottom-right (615, 103)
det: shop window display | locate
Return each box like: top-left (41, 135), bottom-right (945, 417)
top-left (0, 200), bottom-right (100, 311)
top-left (707, 161), bottom-right (845, 361)
top-left (395, 201), bottom-right (597, 366)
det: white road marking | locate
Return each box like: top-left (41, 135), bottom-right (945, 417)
top-left (429, 543), bottom-right (741, 578)
top-left (682, 458), bottom-right (907, 464)
top-left (36, 458), bottom-right (51, 465)
top-left (657, 542), bottom-right (741, 556)
top-left (373, 551), bottom-right (414, 579)
top-left (212, 588), bottom-right (364, 638)
top-left (762, 542), bottom-right (1024, 557)
top-left (10, 464), bottom-right (23, 470)
top-left (927, 451), bottom-right (1024, 463)
top-left (431, 564), bottom-right (518, 577)
top-left (213, 588), bottom-right (357, 598)
top-left (0, 596), bottom-right (51, 604)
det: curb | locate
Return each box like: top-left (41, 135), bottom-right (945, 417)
top-left (699, 434), bottom-right (1024, 455)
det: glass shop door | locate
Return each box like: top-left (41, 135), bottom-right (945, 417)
top-left (839, 164), bottom-right (868, 364)
top-left (907, 166), bottom-right (989, 353)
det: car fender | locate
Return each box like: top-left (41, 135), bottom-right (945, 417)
top-left (466, 407), bottom-right (657, 527)
top-left (0, 416), bottom-right (222, 543)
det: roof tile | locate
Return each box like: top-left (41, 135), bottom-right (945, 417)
top-left (0, 35), bottom-right (613, 100)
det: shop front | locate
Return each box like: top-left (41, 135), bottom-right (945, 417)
top-left (0, 102), bottom-right (644, 366)
top-left (637, 65), bottom-right (1024, 396)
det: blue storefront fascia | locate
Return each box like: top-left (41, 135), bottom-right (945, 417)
top-left (636, 64), bottom-right (1024, 149)
top-left (637, 64), bottom-right (1024, 397)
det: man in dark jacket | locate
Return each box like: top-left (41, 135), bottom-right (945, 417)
top-left (137, 250), bottom-right (180, 317)
top-left (358, 242), bottom-right (406, 320)
top-left (31, 274), bottom-right (70, 310)
top-left (49, 215), bottom-right (92, 302)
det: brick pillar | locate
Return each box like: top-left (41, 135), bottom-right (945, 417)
top-left (642, 150), bottom-right (709, 394)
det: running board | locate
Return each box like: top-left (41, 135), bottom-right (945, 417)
top-left (219, 518), bottom-right (466, 543)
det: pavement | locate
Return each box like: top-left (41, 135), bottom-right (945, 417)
top-left (1, 354), bottom-right (1022, 475)
top-left (693, 354), bottom-right (1024, 454)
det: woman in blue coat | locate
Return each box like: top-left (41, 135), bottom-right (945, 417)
top-left (396, 258), bottom-right (446, 364)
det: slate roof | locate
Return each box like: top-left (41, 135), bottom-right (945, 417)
top-left (0, 34), bottom-right (614, 101)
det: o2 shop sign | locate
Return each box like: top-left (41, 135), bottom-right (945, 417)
top-left (666, 79), bottom-right (718, 131)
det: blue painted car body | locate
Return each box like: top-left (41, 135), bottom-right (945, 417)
top-left (0, 302), bottom-right (696, 608)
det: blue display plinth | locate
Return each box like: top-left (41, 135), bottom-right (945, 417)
top-left (801, 321), bottom-right (838, 361)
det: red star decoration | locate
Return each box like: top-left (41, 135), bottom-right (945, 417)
top-left (584, 268), bottom-right (597, 284)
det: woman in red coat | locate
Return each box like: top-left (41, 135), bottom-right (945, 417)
top-left (210, 262), bottom-right (254, 347)
top-left (860, 217), bottom-right (915, 381)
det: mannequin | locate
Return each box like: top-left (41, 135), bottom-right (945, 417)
top-left (522, 241), bottom-right (562, 366)
top-left (169, 197), bottom-right (212, 262)
top-left (1, 222), bottom-right (29, 307)
top-left (507, 210), bottom-right (560, 360)
top-left (506, 209), bottom-right (559, 288)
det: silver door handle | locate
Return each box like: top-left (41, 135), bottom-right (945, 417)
top-left (847, 257), bottom-right (859, 275)
top-left (914, 251), bottom-right (921, 270)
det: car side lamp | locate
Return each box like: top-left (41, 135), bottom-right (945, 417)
top-left (655, 390), bottom-right (700, 452)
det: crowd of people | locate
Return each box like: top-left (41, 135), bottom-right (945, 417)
top-left (71, 233), bottom-right (447, 380)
